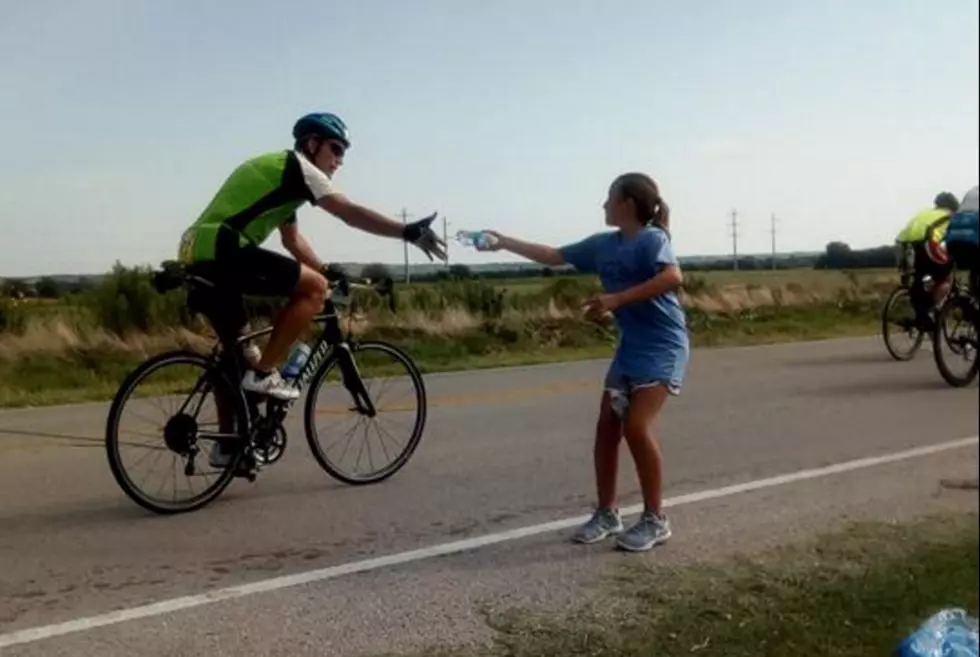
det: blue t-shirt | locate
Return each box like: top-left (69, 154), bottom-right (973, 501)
top-left (560, 226), bottom-right (690, 386)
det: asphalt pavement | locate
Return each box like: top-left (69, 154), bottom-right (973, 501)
top-left (0, 336), bottom-right (977, 656)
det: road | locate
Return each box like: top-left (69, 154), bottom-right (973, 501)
top-left (0, 336), bottom-right (977, 656)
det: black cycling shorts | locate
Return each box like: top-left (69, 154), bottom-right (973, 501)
top-left (206, 226), bottom-right (301, 297)
top-left (912, 241), bottom-right (952, 282)
top-left (186, 227), bottom-right (302, 340)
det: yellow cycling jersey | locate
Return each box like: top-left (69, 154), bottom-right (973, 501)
top-left (896, 207), bottom-right (951, 243)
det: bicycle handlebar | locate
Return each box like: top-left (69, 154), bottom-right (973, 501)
top-left (321, 266), bottom-right (397, 312)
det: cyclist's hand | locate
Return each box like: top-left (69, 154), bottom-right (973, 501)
top-left (403, 212), bottom-right (448, 262)
top-left (320, 262), bottom-right (349, 283)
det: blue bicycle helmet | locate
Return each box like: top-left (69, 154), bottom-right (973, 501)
top-left (292, 112), bottom-right (350, 148)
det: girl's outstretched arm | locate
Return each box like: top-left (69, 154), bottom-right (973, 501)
top-left (484, 232), bottom-right (566, 267)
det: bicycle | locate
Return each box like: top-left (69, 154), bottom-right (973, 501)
top-left (881, 243), bottom-right (948, 361)
top-left (932, 269), bottom-right (979, 387)
top-left (104, 261), bottom-right (428, 514)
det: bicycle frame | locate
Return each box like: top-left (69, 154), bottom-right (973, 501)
top-left (153, 262), bottom-right (394, 430)
top-left (227, 279), bottom-right (390, 416)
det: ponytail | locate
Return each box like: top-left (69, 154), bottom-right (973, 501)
top-left (612, 171), bottom-right (672, 237)
top-left (651, 198), bottom-right (670, 236)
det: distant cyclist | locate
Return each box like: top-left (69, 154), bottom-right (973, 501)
top-left (944, 185), bottom-right (980, 297)
top-left (895, 191), bottom-right (959, 326)
top-left (177, 112), bottom-right (447, 403)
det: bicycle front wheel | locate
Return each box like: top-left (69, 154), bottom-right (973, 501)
top-left (304, 340), bottom-right (427, 485)
top-left (105, 350), bottom-right (248, 514)
top-left (881, 286), bottom-right (924, 361)
top-left (932, 294), bottom-right (979, 387)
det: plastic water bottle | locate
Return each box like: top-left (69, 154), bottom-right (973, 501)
top-left (897, 608), bottom-right (979, 657)
top-left (455, 230), bottom-right (498, 251)
top-left (243, 343), bottom-right (262, 367)
top-left (280, 343), bottom-right (311, 379)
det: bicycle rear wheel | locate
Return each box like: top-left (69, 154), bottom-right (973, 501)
top-left (105, 350), bottom-right (248, 514)
top-left (932, 293), bottom-right (979, 387)
top-left (304, 340), bottom-right (427, 485)
top-left (881, 286), bottom-right (925, 361)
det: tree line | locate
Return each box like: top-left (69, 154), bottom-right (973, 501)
top-left (0, 241), bottom-right (898, 299)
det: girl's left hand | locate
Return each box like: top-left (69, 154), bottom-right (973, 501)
top-left (582, 293), bottom-right (620, 320)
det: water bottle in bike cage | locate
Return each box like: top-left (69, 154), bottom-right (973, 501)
top-left (281, 343), bottom-right (311, 379)
top-left (243, 343), bottom-right (262, 367)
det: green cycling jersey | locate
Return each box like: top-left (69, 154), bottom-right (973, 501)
top-left (178, 149), bottom-right (337, 263)
top-left (895, 207), bottom-right (951, 244)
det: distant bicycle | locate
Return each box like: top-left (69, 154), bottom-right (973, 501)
top-left (104, 262), bottom-right (427, 514)
top-left (932, 197), bottom-right (980, 388)
top-left (932, 271), bottom-right (979, 387)
top-left (881, 244), bottom-right (938, 361)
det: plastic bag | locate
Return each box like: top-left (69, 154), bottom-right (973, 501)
top-left (896, 608), bottom-right (979, 657)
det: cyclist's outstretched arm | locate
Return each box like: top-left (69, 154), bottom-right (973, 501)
top-left (318, 193), bottom-right (405, 239)
top-left (279, 218), bottom-right (325, 271)
top-left (318, 193), bottom-right (447, 262)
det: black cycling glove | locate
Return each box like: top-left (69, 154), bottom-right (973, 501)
top-left (402, 212), bottom-right (448, 262)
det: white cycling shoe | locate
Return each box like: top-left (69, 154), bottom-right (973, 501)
top-left (242, 369), bottom-right (300, 401)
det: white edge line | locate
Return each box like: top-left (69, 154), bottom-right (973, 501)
top-left (1, 435), bottom-right (976, 649)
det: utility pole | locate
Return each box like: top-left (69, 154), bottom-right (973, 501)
top-left (442, 215), bottom-right (450, 269)
top-left (729, 209), bottom-right (740, 271)
top-left (770, 213), bottom-right (778, 270)
top-left (399, 208), bottom-right (411, 283)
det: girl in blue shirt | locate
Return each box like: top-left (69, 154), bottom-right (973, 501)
top-left (482, 172), bottom-right (689, 552)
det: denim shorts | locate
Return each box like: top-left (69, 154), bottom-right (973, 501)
top-left (603, 363), bottom-right (681, 419)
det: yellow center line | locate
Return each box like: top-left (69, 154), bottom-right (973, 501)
top-left (0, 378), bottom-right (601, 451)
top-left (0, 427), bottom-right (104, 453)
top-left (315, 378), bottom-right (598, 415)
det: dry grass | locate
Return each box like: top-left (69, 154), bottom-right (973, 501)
top-left (0, 317), bottom-right (211, 362)
top-left (0, 277), bottom-right (894, 361)
top-left (462, 268), bottom-right (898, 295)
top-left (0, 267), bottom-right (903, 407)
top-left (388, 306), bottom-right (484, 335)
top-left (679, 271), bottom-right (896, 313)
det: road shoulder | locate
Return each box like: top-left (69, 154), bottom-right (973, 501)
top-left (3, 443), bottom-right (976, 657)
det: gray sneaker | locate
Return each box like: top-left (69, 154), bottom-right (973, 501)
top-left (615, 510), bottom-right (672, 552)
top-left (572, 507), bottom-right (624, 544)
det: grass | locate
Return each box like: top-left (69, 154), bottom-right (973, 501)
top-left (0, 265), bottom-right (901, 408)
top-left (0, 297), bottom-right (885, 408)
top-left (387, 513), bottom-right (979, 657)
top-left (405, 268), bottom-right (896, 297)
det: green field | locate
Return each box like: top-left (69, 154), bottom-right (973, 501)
top-left (406, 268), bottom-right (896, 294)
top-left (0, 265), bottom-right (902, 407)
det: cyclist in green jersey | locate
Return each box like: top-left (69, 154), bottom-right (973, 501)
top-left (895, 191), bottom-right (959, 323)
top-left (177, 112), bottom-right (447, 403)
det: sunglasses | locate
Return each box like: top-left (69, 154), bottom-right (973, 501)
top-left (326, 141), bottom-right (346, 158)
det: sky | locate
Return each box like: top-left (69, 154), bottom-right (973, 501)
top-left (1, 0), bottom-right (978, 277)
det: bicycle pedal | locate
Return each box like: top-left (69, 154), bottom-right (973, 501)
top-left (233, 459), bottom-right (261, 481)
top-left (233, 466), bottom-right (259, 482)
